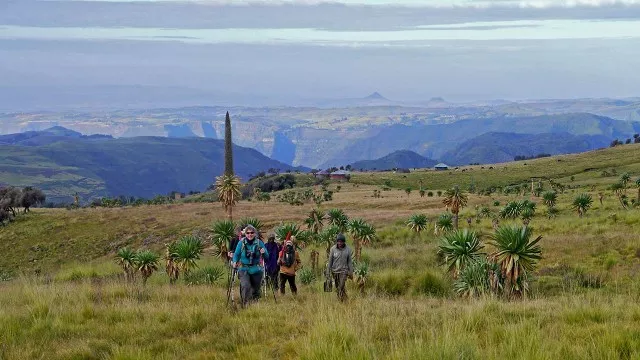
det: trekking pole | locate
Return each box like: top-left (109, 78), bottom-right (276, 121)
top-left (227, 267), bottom-right (237, 308)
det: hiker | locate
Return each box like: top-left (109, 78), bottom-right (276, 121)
top-left (328, 233), bottom-right (353, 302)
top-left (278, 237), bottom-right (301, 295)
top-left (227, 225), bottom-right (243, 261)
top-left (264, 233), bottom-right (281, 291)
top-left (232, 225), bottom-right (268, 306)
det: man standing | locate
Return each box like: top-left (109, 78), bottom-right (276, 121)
top-left (264, 233), bottom-right (281, 292)
top-left (232, 225), bottom-right (268, 307)
top-left (328, 233), bottom-right (353, 302)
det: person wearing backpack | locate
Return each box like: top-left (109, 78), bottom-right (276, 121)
top-left (278, 238), bottom-right (301, 295)
top-left (264, 233), bottom-right (281, 292)
top-left (328, 233), bottom-right (353, 302)
top-left (232, 225), bottom-right (268, 306)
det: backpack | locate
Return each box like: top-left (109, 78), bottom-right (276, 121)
top-left (282, 245), bottom-right (295, 267)
top-left (240, 239), bottom-right (261, 266)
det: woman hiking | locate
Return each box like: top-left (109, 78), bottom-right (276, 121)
top-left (232, 225), bottom-right (268, 307)
top-left (278, 237), bottom-right (301, 295)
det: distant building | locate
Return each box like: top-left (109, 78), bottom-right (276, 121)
top-left (314, 169), bottom-right (330, 179)
top-left (330, 170), bottom-right (351, 181)
top-left (434, 163), bottom-right (449, 171)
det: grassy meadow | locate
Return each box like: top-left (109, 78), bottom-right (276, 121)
top-left (2, 144), bottom-right (640, 359)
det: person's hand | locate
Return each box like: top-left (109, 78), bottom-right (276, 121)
top-left (233, 262), bottom-right (239, 269)
top-left (260, 248), bottom-right (265, 254)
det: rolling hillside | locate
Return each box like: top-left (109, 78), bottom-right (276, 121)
top-left (440, 132), bottom-right (611, 165)
top-left (350, 150), bottom-right (437, 170)
top-left (0, 128), bottom-right (303, 202)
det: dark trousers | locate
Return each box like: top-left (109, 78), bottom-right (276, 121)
top-left (333, 272), bottom-right (348, 302)
top-left (279, 273), bottom-right (297, 294)
top-left (266, 269), bottom-right (279, 291)
top-left (239, 270), bottom-right (263, 306)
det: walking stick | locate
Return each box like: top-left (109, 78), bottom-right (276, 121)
top-left (227, 267), bottom-right (238, 308)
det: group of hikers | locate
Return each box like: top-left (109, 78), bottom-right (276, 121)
top-left (227, 224), bottom-right (354, 307)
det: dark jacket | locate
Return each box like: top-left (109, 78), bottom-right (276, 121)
top-left (264, 241), bottom-right (281, 274)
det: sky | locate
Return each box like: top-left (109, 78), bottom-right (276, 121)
top-left (1, 0), bottom-right (640, 110)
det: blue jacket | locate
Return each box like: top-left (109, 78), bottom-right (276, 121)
top-left (233, 238), bottom-right (268, 275)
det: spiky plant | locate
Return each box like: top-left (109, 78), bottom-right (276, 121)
top-left (500, 201), bottom-right (522, 219)
top-left (354, 261), bottom-right (370, 294)
top-left (327, 208), bottom-right (349, 232)
top-left (116, 247), bottom-right (136, 282)
top-left (520, 207), bottom-right (535, 226)
top-left (434, 213), bottom-right (454, 235)
top-left (173, 235), bottom-right (204, 275)
top-left (164, 242), bottom-right (180, 284)
top-left (134, 250), bottom-right (159, 285)
top-left (299, 268), bottom-right (316, 285)
top-left (572, 193), bottom-right (593, 218)
top-left (304, 209), bottom-right (325, 234)
top-left (478, 206), bottom-right (493, 219)
top-left (215, 174), bottom-right (242, 221)
top-left (215, 111), bottom-right (242, 220)
top-left (238, 217), bottom-right (263, 234)
top-left (442, 185), bottom-right (468, 230)
top-left (419, 188), bottom-right (426, 198)
top-left (546, 206), bottom-right (559, 219)
top-left (348, 218), bottom-right (376, 262)
top-left (542, 191), bottom-right (557, 208)
top-left (211, 220), bottom-right (235, 260)
top-left (318, 225), bottom-right (340, 258)
top-left (520, 200), bottom-right (536, 212)
top-left (636, 177), bottom-right (640, 204)
top-left (453, 258), bottom-right (493, 298)
top-left (489, 225), bottom-right (542, 298)
top-left (407, 214), bottom-right (429, 233)
top-left (620, 172), bottom-right (631, 194)
top-left (610, 182), bottom-right (629, 209)
top-left (438, 229), bottom-right (484, 277)
top-left (274, 223), bottom-right (302, 242)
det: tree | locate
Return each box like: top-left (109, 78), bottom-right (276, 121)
top-left (116, 247), bottom-right (137, 282)
top-left (438, 229), bottom-right (484, 277)
top-left (434, 213), bottom-right (454, 235)
top-left (489, 225), bottom-right (542, 298)
top-left (211, 220), bottom-right (235, 261)
top-left (164, 242), bottom-right (180, 284)
top-left (173, 236), bottom-right (204, 276)
top-left (348, 218), bottom-right (376, 262)
top-left (636, 178), bottom-right (640, 204)
top-left (542, 191), bottom-right (557, 209)
top-left (20, 187), bottom-right (46, 213)
top-left (215, 112), bottom-right (242, 220)
top-left (0, 187), bottom-right (22, 217)
top-left (327, 208), bottom-right (349, 233)
top-left (318, 225), bottom-right (340, 258)
top-left (609, 182), bottom-right (628, 209)
top-left (407, 214), bottom-right (429, 233)
top-left (442, 186), bottom-right (468, 230)
top-left (134, 250), bottom-right (160, 285)
top-left (572, 193), bottom-right (593, 217)
top-left (620, 173), bottom-right (631, 194)
top-left (304, 209), bottom-right (325, 235)
top-left (405, 187), bottom-right (412, 197)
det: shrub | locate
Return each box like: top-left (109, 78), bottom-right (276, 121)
top-left (299, 268), bottom-right (316, 285)
top-left (427, 191), bottom-right (434, 197)
top-left (437, 190), bottom-right (443, 197)
top-left (412, 271), bottom-right (450, 297)
top-left (183, 266), bottom-right (225, 285)
top-left (372, 271), bottom-right (412, 296)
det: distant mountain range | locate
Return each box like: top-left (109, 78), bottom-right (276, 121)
top-left (346, 132), bottom-right (613, 169)
top-left (2, 102), bottom-right (640, 169)
top-left (0, 128), bottom-right (304, 202)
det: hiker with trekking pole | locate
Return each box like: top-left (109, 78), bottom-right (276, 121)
top-left (232, 225), bottom-right (269, 307)
top-left (327, 233), bottom-right (354, 302)
top-left (278, 235), bottom-right (301, 295)
top-left (226, 226), bottom-right (244, 310)
top-left (264, 233), bottom-right (281, 293)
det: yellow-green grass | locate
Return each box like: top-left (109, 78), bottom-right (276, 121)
top-left (351, 143), bottom-right (640, 190)
top-left (2, 149), bottom-right (640, 358)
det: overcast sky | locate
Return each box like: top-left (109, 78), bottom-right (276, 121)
top-left (2, 0), bottom-right (640, 110)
